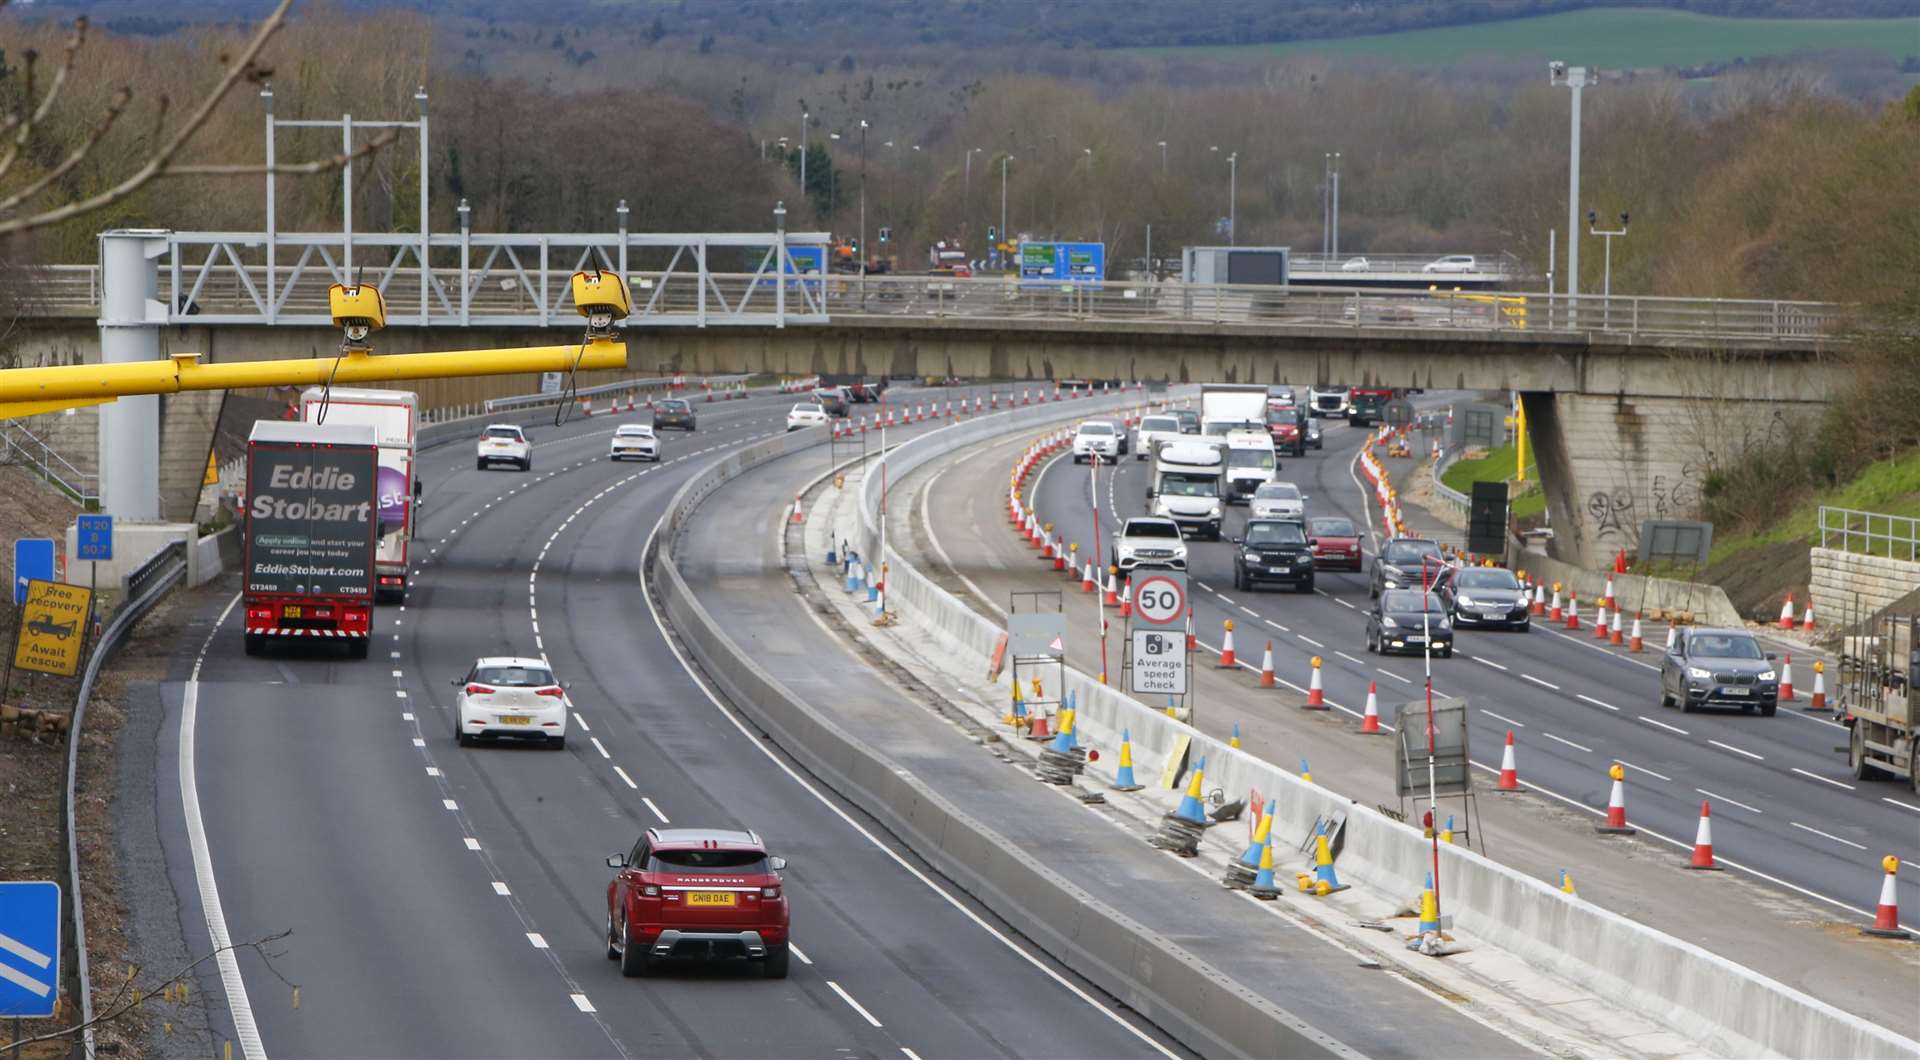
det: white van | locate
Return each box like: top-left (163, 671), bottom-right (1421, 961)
top-left (1223, 429), bottom-right (1277, 503)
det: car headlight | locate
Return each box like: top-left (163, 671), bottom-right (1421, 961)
top-left (1208, 505), bottom-right (1222, 518)
top-left (1687, 667), bottom-right (1712, 680)
top-left (1295, 555), bottom-right (1311, 565)
top-left (1381, 616), bottom-right (1399, 628)
top-left (1380, 568), bottom-right (1404, 584)
top-left (1242, 552), bottom-right (1260, 564)
top-left (1455, 595), bottom-right (1477, 607)
top-left (1757, 670), bottom-right (1776, 682)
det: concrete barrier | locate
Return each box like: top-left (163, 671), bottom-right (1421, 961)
top-left (1514, 550), bottom-right (1743, 628)
top-left (1810, 547), bottom-right (1920, 630)
top-left (855, 404), bottom-right (1920, 1060)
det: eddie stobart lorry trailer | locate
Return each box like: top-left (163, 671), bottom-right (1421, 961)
top-left (243, 421), bottom-right (380, 658)
top-left (301, 386), bottom-right (418, 602)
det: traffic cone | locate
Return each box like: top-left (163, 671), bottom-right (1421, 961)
top-left (1359, 681), bottom-right (1382, 734)
top-left (1230, 722), bottom-right (1242, 749)
top-left (1549, 584), bottom-right (1563, 621)
top-left (1249, 834), bottom-right (1281, 900)
top-left (1808, 662), bottom-right (1829, 711)
top-left (1780, 655), bottom-right (1796, 701)
top-left (1050, 706), bottom-right (1078, 754)
top-left (1302, 822), bottom-right (1349, 895)
top-left (1596, 763), bottom-right (1635, 835)
top-left (790, 493), bottom-right (806, 524)
top-left (1496, 730), bottom-right (1520, 791)
top-left (1566, 593), bottom-right (1581, 630)
top-left (1173, 756), bottom-right (1208, 824)
top-left (1040, 534), bottom-right (1054, 561)
top-left (1602, 574), bottom-right (1616, 610)
top-left (1609, 607), bottom-right (1624, 645)
top-left (1104, 570), bottom-right (1119, 605)
top-left (1218, 620), bottom-right (1237, 667)
top-left (1560, 870), bottom-right (1577, 896)
top-left (845, 557), bottom-right (862, 593)
top-left (1779, 592), bottom-right (1796, 630)
top-left (1233, 797), bottom-right (1275, 880)
top-left (1440, 815), bottom-right (1456, 845)
top-left (1259, 643), bottom-right (1276, 688)
top-left (1414, 872), bottom-right (1440, 935)
top-left (1006, 679), bottom-right (1027, 728)
top-left (1802, 602), bottom-right (1816, 633)
top-left (1532, 583), bottom-right (1546, 616)
top-left (1053, 538), bottom-right (1067, 571)
top-left (1594, 599), bottom-right (1611, 639)
top-left (1299, 758), bottom-right (1313, 784)
top-left (1304, 656), bottom-right (1327, 709)
top-left (1081, 560), bottom-right (1097, 594)
top-left (1685, 800), bottom-right (1720, 870)
top-left (1112, 729), bottom-right (1143, 791)
top-left (1865, 855), bottom-right (1911, 938)
top-left (1027, 711), bottom-right (1051, 741)
top-left (1629, 613), bottom-right (1644, 652)
top-left (1186, 606), bottom-right (1197, 652)
top-left (1119, 578), bottom-right (1133, 618)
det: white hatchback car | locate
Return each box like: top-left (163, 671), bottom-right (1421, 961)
top-left (610, 424), bottom-right (659, 462)
top-left (1250, 481), bottom-right (1306, 521)
top-left (786, 403), bottom-right (830, 431)
top-left (1072, 420), bottom-right (1119, 464)
top-left (477, 423), bottom-right (531, 471)
top-left (454, 656), bottom-right (568, 748)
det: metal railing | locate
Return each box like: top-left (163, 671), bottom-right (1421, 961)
top-left (0, 420), bottom-right (99, 504)
top-left (1819, 505), bottom-right (1920, 561)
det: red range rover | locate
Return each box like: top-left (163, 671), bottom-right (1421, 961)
top-left (605, 828), bottom-right (790, 978)
top-left (1307, 515), bottom-right (1364, 571)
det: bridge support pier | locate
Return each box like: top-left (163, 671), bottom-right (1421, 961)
top-left (97, 231), bottom-right (170, 522)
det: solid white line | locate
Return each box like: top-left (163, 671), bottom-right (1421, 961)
top-left (571, 993), bottom-right (596, 1013)
top-left (1790, 821), bottom-right (1867, 851)
top-left (1619, 760), bottom-right (1673, 782)
top-left (180, 593), bottom-right (263, 1060)
top-left (1470, 655), bottom-right (1509, 672)
top-left (1575, 693), bottom-right (1620, 712)
top-left (590, 736), bottom-right (611, 759)
top-left (1708, 739), bottom-right (1764, 761)
top-left (528, 932), bottom-right (549, 949)
top-left (1479, 708), bottom-right (1523, 728)
top-left (1697, 789), bottom-right (1763, 814)
top-left (1885, 798), bottom-right (1920, 814)
top-left (1637, 715), bottom-right (1689, 736)
top-left (789, 943), bottom-right (813, 965)
top-left (641, 796), bottom-right (670, 823)
top-left (613, 766), bottom-right (638, 789)
top-left (1791, 767), bottom-right (1855, 791)
top-left (1540, 732), bottom-right (1592, 754)
top-left (493, 881), bottom-right (512, 895)
top-left (1520, 673), bottom-right (1559, 690)
top-left (827, 981), bottom-right (884, 1028)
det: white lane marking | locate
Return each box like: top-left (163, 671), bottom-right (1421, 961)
top-left (442, 799), bottom-right (458, 811)
top-left (790, 943), bottom-right (813, 965)
top-left (391, 652), bottom-right (401, 659)
top-left (1335, 598), bottom-right (1356, 610)
top-left (1239, 606), bottom-right (1259, 618)
top-left (1377, 669), bottom-right (1411, 683)
top-left (1298, 635), bottom-right (1325, 648)
top-left (1575, 693), bottom-right (1620, 712)
top-left (401, 712), bottom-right (413, 721)
top-left (395, 690), bottom-right (408, 699)
top-left (590, 736), bottom-right (611, 759)
top-left (1216, 594), bottom-right (1236, 606)
top-left (426, 767), bottom-right (441, 777)
top-left (1791, 767), bottom-right (1855, 791)
top-left (493, 881), bottom-right (512, 895)
top-left (571, 993), bottom-right (596, 1013)
top-left (411, 738), bottom-right (426, 748)
top-left (1480, 708), bottom-right (1523, 729)
top-left (827, 981), bottom-right (884, 1028)
top-left (391, 670), bottom-right (404, 678)
top-left (1540, 732), bottom-right (1592, 753)
top-left (181, 599), bottom-right (265, 1057)
top-left (1520, 674), bottom-right (1560, 690)
top-left (528, 932), bottom-right (549, 949)
top-left (1196, 580), bottom-right (1215, 592)
top-left (1708, 739), bottom-right (1764, 761)
top-left (1698, 789), bottom-right (1763, 814)
top-left (613, 766), bottom-right (638, 789)
top-left (1264, 620), bottom-right (1291, 633)
top-left (641, 797), bottom-right (670, 823)
top-left (464, 837), bottom-right (482, 851)
top-left (1619, 760), bottom-right (1672, 782)
top-left (1637, 715), bottom-right (1689, 736)
top-left (1334, 651), bottom-right (1367, 667)
top-left (1886, 798), bottom-right (1920, 814)
top-left (1470, 655), bottom-right (1509, 672)
top-left (902, 1049), bottom-right (926, 1060)
top-left (1790, 821), bottom-right (1867, 851)
top-left (573, 712), bottom-right (590, 731)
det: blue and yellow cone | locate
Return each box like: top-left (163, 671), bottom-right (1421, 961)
top-left (1050, 706), bottom-right (1078, 754)
top-left (1299, 758), bottom-right (1313, 784)
top-left (865, 569), bottom-right (879, 602)
top-left (1112, 728), bottom-right (1143, 791)
top-left (1560, 869), bottom-right (1576, 895)
top-left (1249, 838), bottom-right (1280, 899)
top-left (1310, 823), bottom-right (1349, 894)
top-left (1230, 723), bottom-right (1242, 750)
top-left (1417, 872), bottom-right (1440, 934)
top-left (1441, 815), bottom-right (1456, 845)
top-left (1006, 680), bottom-right (1027, 727)
top-left (1238, 798), bottom-right (1278, 868)
top-left (1173, 755), bottom-right (1209, 824)
top-left (845, 557), bottom-right (862, 593)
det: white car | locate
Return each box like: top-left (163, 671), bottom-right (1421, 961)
top-left (453, 656), bottom-right (568, 748)
top-left (477, 423), bottom-right (531, 471)
top-left (1072, 420), bottom-right (1119, 464)
top-left (1250, 481), bottom-right (1306, 521)
top-left (1339, 256), bottom-right (1371, 272)
top-left (1422, 255), bottom-right (1477, 274)
top-left (786, 403), bottom-right (830, 431)
top-left (1112, 516), bottom-right (1188, 572)
top-left (1133, 414), bottom-right (1182, 461)
top-left (609, 424), bottom-right (659, 462)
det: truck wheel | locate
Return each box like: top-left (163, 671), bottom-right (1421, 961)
top-left (243, 633), bottom-right (263, 656)
top-left (346, 639), bottom-right (369, 660)
top-left (1850, 724), bottom-right (1888, 781)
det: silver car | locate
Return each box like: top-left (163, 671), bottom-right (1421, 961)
top-left (1249, 482), bottom-right (1305, 521)
top-left (1659, 628), bottom-right (1780, 716)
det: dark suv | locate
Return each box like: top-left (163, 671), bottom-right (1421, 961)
top-left (1369, 537), bottom-right (1447, 598)
top-left (605, 828), bottom-right (790, 978)
top-left (654, 398), bottom-right (698, 431)
top-left (1232, 518), bottom-right (1315, 592)
top-left (1660, 628), bottom-right (1780, 716)
top-left (1436, 566), bottom-right (1530, 631)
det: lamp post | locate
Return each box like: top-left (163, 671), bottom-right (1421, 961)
top-left (1157, 139), bottom-right (1167, 176)
top-left (1586, 209), bottom-right (1629, 298)
top-left (1001, 154), bottom-right (1013, 271)
top-left (964, 147), bottom-right (983, 238)
top-left (800, 108), bottom-right (808, 208)
top-left (858, 118), bottom-right (869, 278)
top-left (1210, 146), bottom-right (1236, 245)
top-left (829, 132), bottom-right (841, 216)
top-left (1550, 62), bottom-right (1590, 303)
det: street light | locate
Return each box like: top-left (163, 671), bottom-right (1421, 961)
top-left (828, 132), bottom-right (841, 217)
top-left (1000, 154), bottom-right (1013, 270)
top-left (1156, 140), bottom-right (1167, 176)
top-left (1210, 146), bottom-right (1237, 245)
top-left (858, 118), bottom-right (869, 279)
top-left (964, 147), bottom-right (983, 238)
top-left (800, 108), bottom-right (809, 208)
top-left (1551, 62), bottom-right (1592, 299)
top-left (1587, 209), bottom-right (1629, 298)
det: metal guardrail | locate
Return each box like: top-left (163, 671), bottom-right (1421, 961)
top-left (64, 540), bottom-right (188, 1059)
top-left (1431, 443), bottom-right (1472, 517)
top-left (0, 421), bottom-right (99, 504)
top-left (481, 373), bottom-right (747, 415)
top-left (1819, 505), bottom-right (1920, 561)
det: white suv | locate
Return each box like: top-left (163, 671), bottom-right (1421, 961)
top-left (1112, 516), bottom-right (1188, 572)
top-left (1133, 414), bottom-right (1182, 461)
top-left (1072, 420), bottom-right (1119, 464)
top-left (454, 656), bottom-right (568, 748)
top-left (477, 423), bottom-right (531, 471)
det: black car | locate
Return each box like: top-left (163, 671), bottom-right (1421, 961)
top-left (1369, 537), bottom-right (1447, 598)
top-left (1172, 408), bottom-right (1200, 435)
top-left (1437, 566), bottom-right (1531, 631)
top-left (654, 398), bottom-right (697, 431)
top-left (1232, 519), bottom-right (1315, 592)
top-left (1660, 628), bottom-right (1780, 716)
top-left (1365, 590), bottom-right (1454, 657)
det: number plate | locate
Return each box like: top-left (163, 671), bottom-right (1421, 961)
top-left (1406, 635), bottom-right (1427, 643)
top-left (686, 891), bottom-right (736, 907)
top-left (1722, 687), bottom-right (1749, 696)
top-left (498, 715), bottom-right (533, 725)
top-left (282, 605), bottom-right (302, 619)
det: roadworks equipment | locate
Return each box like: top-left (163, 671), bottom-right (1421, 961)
top-left (1596, 763), bottom-right (1636, 835)
top-left (1780, 655), bottom-right (1796, 701)
top-left (1111, 729), bottom-right (1143, 791)
top-left (1036, 703), bottom-right (1086, 785)
top-left (1360, 681), bottom-right (1382, 733)
top-left (1808, 662), bottom-right (1829, 711)
top-left (1249, 839), bottom-right (1282, 900)
top-left (1865, 855), bottom-right (1910, 939)
top-left (1150, 755), bottom-right (1210, 857)
top-left (1259, 643), bottom-right (1276, 688)
top-left (1218, 620), bottom-right (1237, 667)
top-left (1225, 798), bottom-right (1277, 890)
top-left (1685, 800), bottom-right (1720, 870)
top-left (1297, 822), bottom-right (1350, 895)
top-left (1497, 731), bottom-right (1521, 791)
top-left (1304, 656), bottom-right (1327, 709)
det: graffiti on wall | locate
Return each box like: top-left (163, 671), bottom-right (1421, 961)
top-left (1587, 491), bottom-right (1636, 539)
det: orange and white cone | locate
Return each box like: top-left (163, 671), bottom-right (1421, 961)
top-left (790, 494), bottom-right (805, 524)
top-left (1609, 608), bottom-right (1624, 645)
top-left (1119, 578), bottom-right (1133, 618)
top-left (1596, 763), bottom-right (1635, 834)
top-left (1602, 575), bottom-right (1616, 610)
top-left (1566, 594), bottom-right (1581, 630)
top-left (1865, 855), bottom-right (1911, 938)
top-left (1532, 583), bottom-right (1546, 616)
top-left (1629, 613), bottom-right (1644, 652)
top-left (1802, 602), bottom-right (1816, 632)
top-left (1186, 606), bottom-right (1197, 652)
top-left (1259, 642), bottom-right (1276, 688)
top-left (1594, 600), bottom-right (1611, 639)
top-left (1081, 560), bottom-right (1097, 593)
top-left (1548, 585), bottom-right (1562, 620)
top-left (1685, 800), bottom-right (1720, 870)
top-left (1808, 661), bottom-right (1829, 711)
top-left (1304, 656), bottom-right (1327, 710)
top-left (1780, 655), bottom-right (1795, 701)
top-left (1218, 620), bottom-right (1237, 668)
top-left (1360, 681), bottom-right (1382, 734)
top-left (1103, 570), bottom-right (1119, 605)
top-left (1497, 731), bottom-right (1520, 791)
top-left (1053, 538), bottom-right (1068, 571)
top-left (1779, 592), bottom-right (1797, 630)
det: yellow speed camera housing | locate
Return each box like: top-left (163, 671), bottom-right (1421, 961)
top-left (572, 270), bottom-right (632, 338)
top-left (329, 283), bottom-right (387, 332)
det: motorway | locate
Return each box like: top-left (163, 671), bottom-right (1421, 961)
top-left (151, 387), bottom-right (1183, 1058)
top-left (897, 394), bottom-right (1920, 1035)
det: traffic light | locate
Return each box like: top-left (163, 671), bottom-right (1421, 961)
top-left (987, 225), bottom-right (997, 242)
top-left (879, 227), bottom-right (891, 244)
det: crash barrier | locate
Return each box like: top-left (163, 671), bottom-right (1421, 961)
top-left (415, 374), bottom-right (755, 451)
top-left (854, 403), bottom-right (1920, 1060)
top-left (651, 392), bottom-right (1349, 1060)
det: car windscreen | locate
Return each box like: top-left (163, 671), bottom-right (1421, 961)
top-left (1173, 411), bottom-right (1199, 430)
top-left (792, 404), bottom-right (820, 413)
top-left (1078, 423), bottom-right (1115, 435)
top-left (1125, 521), bottom-right (1181, 539)
top-left (1228, 449), bottom-right (1275, 469)
top-left (473, 665), bottom-right (553, 687)
top-left (616, 426), bottom-right (652, 436)
top-left (1456, 569), bottom-right (1519, 590)
top-left (1384, 541), bottom-right (1441, 564)
top-left (660, 401), bottom-right (689, 412)
top-left (1308, 517), bottom-right (1354, 537)
top-left (1140, 417), bottom-right (1178, 432)
top-left (484, 427), bottom-right (522, 440)
top-left (1255, 483), bottom-right (1299, 500)
top-left (1689, 634), bottom-right (1762, 660)
top-left (646, 849), bottom-right (769, 873)
top-left (1381, 591), bottom-right (1444, 613)
top-left (1245, 522), bottom-right (1306, 546)
top-left (1160, 474), bottom-right (1216, 496)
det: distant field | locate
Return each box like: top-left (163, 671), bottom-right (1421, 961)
top-left (1133, 9), bottom-right (1920, 68)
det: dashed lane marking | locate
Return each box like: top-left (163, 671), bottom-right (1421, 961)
top-left (1575, 694), bottom-right (1620, 712)
top-left (493, 881), bottom-right (512, 895)
top-left (571, 993), bottom-right (596, 1013)
top-left (1619, 760), bottom-right (1672, 783)
top-left (1480, 708), bottom-right (1523, 728)
top-left (1637, 715), bottom-right (1688, 736)
top-left (828, 981), bottom-right (884, 1028)
top-left (1698, 789), bottom-right (1763, 814)
top-left (1708, 739), bottom-right (1764, 761)
top-left (464, 837), bottom-right (482, 851)
top-left (1520, 674), bottom-right (1559, 690)
top-left (613, 766), bottom-right (638, 789)
top-left (642, 797), bottom-right (670, 823)
top-left (1470, 655), bottom-right (1509, 672)
top-left (1791, 767), bottom-right (1855, 791)
top-left (1540, 732), bottom-right (1591, 754)
top-left (1790, 821), bottom-right (1867, 851)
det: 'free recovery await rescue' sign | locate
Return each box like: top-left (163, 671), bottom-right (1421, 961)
top-left (13, 579), bottom-right (92, 677)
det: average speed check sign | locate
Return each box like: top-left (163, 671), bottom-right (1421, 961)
top-left (1130, 571), bottom-right (1187, 627)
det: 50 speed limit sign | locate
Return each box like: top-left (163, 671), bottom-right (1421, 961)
top-left (1130, 571), bottom-right (1188, 627)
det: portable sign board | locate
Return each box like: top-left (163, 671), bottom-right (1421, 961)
top-left (0, 880), bottom-right (61, 1017)
top-left (14, 579), bottom-right (92, 677)
top-left (1008, 612), bottom-right (1068, 658)
top-left (1130, 629), bottom-right (1187, 694)
top-left (1129, 571), bottom-right (1187, 627)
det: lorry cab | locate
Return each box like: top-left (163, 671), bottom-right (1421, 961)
top-left (1223, 430), bottom-right (1278, 503)
top-left (1148, 440), bottom-right (1226, 540)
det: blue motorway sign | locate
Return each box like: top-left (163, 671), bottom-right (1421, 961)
top-left (1017, 241), bottom-right (1105, 287)
top-left (75, 515), bottom-right (113, 562)
top-left (0, 881), bottom-right (61, 1018)
top-left (781, 245), bottom-right (826, 296)
top-left (13, 537), bottom-right (54, 605)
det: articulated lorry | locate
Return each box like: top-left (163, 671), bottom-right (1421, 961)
top-left (1840, 612), bottom-right (1920, 793)
top-left (301, 386), bottom-right (417, 602)
top-left (243, 421), bottom-right (380, 658)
